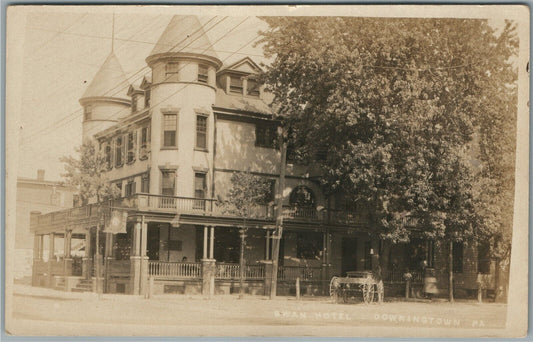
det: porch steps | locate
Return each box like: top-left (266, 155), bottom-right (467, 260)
top-left (71, 279), bottom-right (93, 293)
top-left (54, 277), bottom-right (66, 291)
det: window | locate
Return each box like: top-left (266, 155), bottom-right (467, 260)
top-left (194, 173), bottom-right (207, 199)
top-left (131, 96), bottom-right (137, 113)
top-left (478, 242), bottom-right (491, 274)
top-left (126, 132), bottom-right (136, 164)
top-left (246, 79), bottom-right (260, 96)
top-left (194, 173), bottom-right (207, 210)
top-left (163, 114), bottom-right (177, 147)
top-left (140, 126), bottom-right (150, 159)
top-left (196, 115), bottom-right (207, 150)
top-left (73, 194), bottom-right (81, 207)
top-left (115, 136), bottom-right (123, 167)
top-left (264, 179), bottom-right (276, 204)
top-left (141, 173), bottom-right (150, 193)
top-left (144, 90), bottom-right (151, 108)
top-left (105, 144), bottom-right (112, 169)
top-left (255, 123), bottom-right (277, 148)
top-left (453, 242), bottom-right (464, 273)
top-left (168, 239), bottom-right (183, 251)
top-left (84, 105), bottom-right (93, 121)
top-left (289, 186), bottom-right (315, 207)
top-left (125, 180), bottom-right (136, 197)
top-left (165, 62), bottom-right (179, 81)
top-left (161, 170), bottom-right (176, 196)
top-left (115, 182), bottom-right (123, 197)
top-left (296, 232), bottom-right (323, 260)
top-left (229, 76), bottom-right (243, 94)
top-left (197, 64), bottom-right (208, 84)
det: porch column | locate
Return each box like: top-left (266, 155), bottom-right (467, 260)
top-left (32, 234), bottom-right (41, 286)
top-left (209, 226), bottom-right (215, 259)
top-left (63, 230), bottom-right (73, 278)
top-left (203, 226), bottom-right (208, 260)
top-left (201, 225), bottom-right (215, 297)
top-left (321, 230), bottom-right (331, 295)
top-left (265, 230), bottom-right (271, 260)
top-left (47, 233), bottom-right (55, 287)
top-left (39, 235), bottom-right (44, 259)
top-left (130, 221), bottom-right (142, 295)
top-left (82, 230), bottom-right (92, 279)
top-left (104, 232), bottom-right (113, 293)
top-left (139, 219), bottom-right (149, 296)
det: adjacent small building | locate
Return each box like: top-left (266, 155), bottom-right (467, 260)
top-left (16, 170), bottom-right (77, 280)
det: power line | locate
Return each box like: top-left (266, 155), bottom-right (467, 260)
top-left (20, 16), bottom-right (229, 144)
top-left (25, 17), bottom-right (261, 147)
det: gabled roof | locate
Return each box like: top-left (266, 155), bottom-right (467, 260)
top-left (214, 88), bottom-right (273, 115)
top-left (127, 84), bottom-right (143, 96)
top-left (140, 75), bottom-right (152, 90)
top-left (81, 52), bottom-right (129, 100)
top-left (219, 57), bottom-right (263, 75)
top-left (148, 16), bottom-right (220, 62)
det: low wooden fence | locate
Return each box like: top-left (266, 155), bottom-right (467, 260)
top-left (148, 261), bottom-right (202, 279)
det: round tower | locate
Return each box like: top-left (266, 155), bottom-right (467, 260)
top-left (146, 15), bottom-right (222, 198)
top-left (79, 52), bottom-right (131, 140)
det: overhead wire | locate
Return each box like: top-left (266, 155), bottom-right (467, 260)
top-left (20, 15), bottom-right (230, 144)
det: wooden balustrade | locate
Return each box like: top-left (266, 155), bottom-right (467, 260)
top-left (148, 261), bottom-right (202, 278)
top-left (215, 263), bottom-right (265, 280)
top-left (278, 266), bottom-right (321, 281)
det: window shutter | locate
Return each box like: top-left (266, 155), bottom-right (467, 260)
top-left (122, 135), bottom-right (126, 164)
top-left (110, 140), bottom-right (115, 168)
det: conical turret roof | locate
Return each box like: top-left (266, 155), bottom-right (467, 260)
top-left (148, 15), bottom-right (220, 62)
top-left (81, 52), bottom-right (129, 100)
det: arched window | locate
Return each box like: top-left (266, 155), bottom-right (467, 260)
top-left (289, 186), bottom-right (315, 207)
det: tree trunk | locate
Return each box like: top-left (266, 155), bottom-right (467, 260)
top-left (270, 128), bottom-right (287, 299)
top-left (449, 240), bottom-right (454, 303)
top-left (239, 228), bottom-right (245, 299)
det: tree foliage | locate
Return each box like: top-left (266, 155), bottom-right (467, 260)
top-left (60, 139), bottom-right (120, 204)
top-left (258, 17), bottom-right (518, 251)
top-left (219, 171), bottom-right (273, 218)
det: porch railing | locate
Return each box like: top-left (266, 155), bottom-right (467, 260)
top-left (215, 263), bottom-right (265, 280)
top-left (278, 266), bottom-right (322, 281)
top-left (383, 270), bottom-right (424, 283)
top-left (30, 193), bottom-right (419, 232)
top-left (148, 261), bottom-right (202, 278)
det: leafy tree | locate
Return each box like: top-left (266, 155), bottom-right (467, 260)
top-left (60, 139), bottom-right (121, 204)
top-left (258, 17), bottom-right (517, 295)
top-left (217, 171), bottom-right (273, 297)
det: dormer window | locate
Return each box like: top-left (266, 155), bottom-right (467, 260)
top-left (84, 105), bottom-right (93, 121)
top-left (246, 79), bottom-right (260, 97)
top-left (229, 76), bottom-right (243, 94)
top-left (165, 62), bottom-right (179, 82)
top-left (131, 96), bottom-right (138, 113)
top-left (144, 90), bottom-right (151, 108)
top-left (198, 64), bottom-right (208, 84)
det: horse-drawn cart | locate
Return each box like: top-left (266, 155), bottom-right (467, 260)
top-left (329, 271), bottom-right (384, 304)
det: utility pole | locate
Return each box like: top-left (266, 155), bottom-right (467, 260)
top-left (270, 125), bottom-right (287, 299)
top-left (449, 240), bottom-right (454, 303)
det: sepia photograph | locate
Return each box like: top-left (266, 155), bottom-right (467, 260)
top-left (4, 5), bottom-right (529, 338)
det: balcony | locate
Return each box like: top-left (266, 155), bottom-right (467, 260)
top-left (31, 193), bottom-right (422, 232)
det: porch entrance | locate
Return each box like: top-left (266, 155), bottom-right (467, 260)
top-left (341, 237), bottom-right (358, 276)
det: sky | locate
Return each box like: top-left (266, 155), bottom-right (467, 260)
top-left (15, 10), bottom-right (270, 182)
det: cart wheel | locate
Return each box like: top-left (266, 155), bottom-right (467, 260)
top-left (329, 277), bottom-right (339, 302)
top-left (362, 282), bottom-right (374, 304)
top-left (377, 280), bottom-right (384, 304)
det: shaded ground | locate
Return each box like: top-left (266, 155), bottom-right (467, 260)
top-left (6, 284), bottom-right (508, 337)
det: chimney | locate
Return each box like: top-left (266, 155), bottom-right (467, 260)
top-left (37, 169), bottom-right (45, 181)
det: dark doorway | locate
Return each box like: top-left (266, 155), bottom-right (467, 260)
top-left (147, 224), bottom-right (160, 261)
top-left (214, 227), bottom-right (239, 263)
top-left (341, 238), bottom-right (358, 276)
